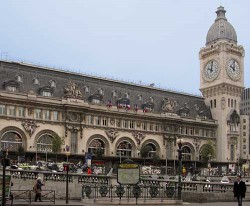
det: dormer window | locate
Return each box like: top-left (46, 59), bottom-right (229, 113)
top-left (50, 80), bottom-right (56, 88)
top-left (112, 90), bottom-right (117, 98)
top-left (98, 88), bottom-right (104, 95)
top-left (42, 91), bottom-right (52, 97)
top-left (84, 86), bottom-right (90, 93)
top-left (138, 95), bottom-right (143, 101)
top-left (39, 86), bottom-right (53, 97)
top-left (16, 75), bottom-right (23, 82)
top-left (33, 78), bottom-right (39, 85)
top-left (3, 80), bottom-right (19, 92)
top-left (6, 86), bottom-right (17, 92)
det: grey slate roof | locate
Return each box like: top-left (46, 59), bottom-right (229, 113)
top-left (206, 6), bottom-right (237, 45)
top-left (0, 60), bottom-right (212, 120)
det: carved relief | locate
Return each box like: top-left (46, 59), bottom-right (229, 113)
top-left (110, 119), bottom-right (115, 125)
top-left (221, 97), bottom-right (226, 110)
top-left (193, 138), bottom-right (201, 151)
top-left (28, 107), bottom-right (34, 116)
top-left (132, 131), bottom-right (146, 145)
top-left (64, 81), bottom-right (83, 99)
top-left (105, 129), bottom-right (119, 143)
top-left (22, 120), bottom-right (39, 137)
top-left (161, 98), bottom-right (177, 113)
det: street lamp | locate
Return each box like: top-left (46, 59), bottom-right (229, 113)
top-left (227, 157), bottom-right (229, 175)
top-left (236, 153), bottom-right (240, 174)
top-left (176, 138), bottom-right (183, 200)
top-left (208, 154), bottom-right (211, 178)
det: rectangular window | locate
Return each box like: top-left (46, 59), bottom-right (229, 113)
top-left (87, 115), bottom-right (94, 124)
top-left (18, 106), bottom-right (25, 117)
top-left (123, 120), bottom-right (128, 128)
top-left (103, 117), bottom-right (107, 126)
top-left (149, 124), bottom-right (153, 131)
top-left (243, 145), bottom-right (246, 149)
top-left (9, 106), bottom-right (16, 116)
top-left (35, 109), bottom-right (42, 119)
top-left (155, 124), bottom-right (159, 132)
top-left (190, 128), bottom-right (194, 135)
top-left (53, 111), bottom-right (59, 121)
top-left (243, 125), bottom-right (246, 130)
top-left (0, 105), bottom-right (6, 115)
top-left (142, 122), bottom-right (147, 130)
top-left (179, 127), bottom-right (183, 134)
top-left (243, 132), bottom-right (246, 136)
top-left (116, 119), bottom-right (121, 127)
top-left (130, 121), bottom-right (134, 129)
top-left (185, 127), bottom-right (188, 135)
top-left (95, 116), bottom-right (100, 125)
top-left (71, 131), bottom-right (78, 154)
top-left (44, 110), bottom-right (50, 120)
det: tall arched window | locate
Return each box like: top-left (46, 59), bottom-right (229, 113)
top-left (117, 140), bottom-right (132, 157)
top-left (37, 134), bottom-right (53, 152)
top-left (1, 131), bottom-right (23, 151)
top-left (143, 143), bottom-right (157, 158)
top-left (88, 139), bottom-right (105, 156)
top-left (182, 146), bottom-right (191, 160)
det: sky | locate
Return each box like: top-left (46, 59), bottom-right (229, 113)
top-left (0, 0), bottom-right (249, 95)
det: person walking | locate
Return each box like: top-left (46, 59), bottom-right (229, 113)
top-left (233, 175), bottom-right (247, 206)
top-left (33, 177), bottom-right (45, 202)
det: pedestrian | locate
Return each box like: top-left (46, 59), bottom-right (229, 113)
top-left (87, 167), bottom-right (92, 175)
top-left (33, 177), bottom-right (45, 202)
top-left (233, 175), bottom-right (247, 206)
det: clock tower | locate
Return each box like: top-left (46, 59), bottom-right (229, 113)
top-left (199, 6), bottom-right (245, 162)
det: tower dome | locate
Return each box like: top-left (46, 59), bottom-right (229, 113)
top-left (206, 6), bottom-right (237, 45)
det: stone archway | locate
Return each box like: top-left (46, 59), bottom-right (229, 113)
top-left (86, 134), bottom-right (110, 156)
top-left (0, 126), bottom-right (27, 151)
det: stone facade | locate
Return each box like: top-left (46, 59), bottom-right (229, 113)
top-left (0, 6), bottom-right (248, 169)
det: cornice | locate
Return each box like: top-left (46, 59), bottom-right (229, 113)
top-left (200, 83), bottom-right (244, 98)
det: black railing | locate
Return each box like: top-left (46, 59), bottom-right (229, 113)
top-left (10, 190), bottom-right (55, 204)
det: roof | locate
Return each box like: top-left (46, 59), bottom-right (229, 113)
top-left (206, 6), bottom-right (237, 45)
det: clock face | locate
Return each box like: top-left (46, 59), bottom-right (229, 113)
top-left (203, 60), bottom-right (219, 81)
top-left (227, 59), bottom-right (240, 80)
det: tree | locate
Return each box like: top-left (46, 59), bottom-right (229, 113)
top-left (52, 134), bottom-right (63, 162)
top-left (200, 141), bottom-right (215, 164)
top-left (140, 145), bottom-right (151, 165)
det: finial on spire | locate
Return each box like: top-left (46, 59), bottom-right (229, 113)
top-left (215, 6), bottom-right (227, 21)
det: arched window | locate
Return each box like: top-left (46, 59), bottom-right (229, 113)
top-left (210, 100), bottom-right (213, 108)
top-left (37, 134), bottom-right (53, 152)
top-left (182, 146), bottom-right (191, 161)
top-left (143, 143), bottom-right (156, 158)
top-left (1, 131), bottom-right (23, 151)
top-left (88, 139), bottom-right (105, 156)
top-left (117, 140), bottom-right (132, 157)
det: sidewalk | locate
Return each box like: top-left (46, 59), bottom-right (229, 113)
top-left (6, 199), bottom-right (190, 206)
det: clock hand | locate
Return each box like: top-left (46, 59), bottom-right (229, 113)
top-left (209, 61), bottom-right (213, 73)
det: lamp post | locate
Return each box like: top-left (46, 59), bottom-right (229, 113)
top-left (176, 138), bottom-right (183, 200)
top-left (1, 149), bottom-right (10, 206)
top-left (227, 157), bottom-right (229, 175)
top-left (208, 154), bottom-right (211, 178)
top-left (237, 153), bottom-right (240, 174)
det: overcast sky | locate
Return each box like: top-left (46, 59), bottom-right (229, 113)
top-left (0, 0), bottom-right (249, 95)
